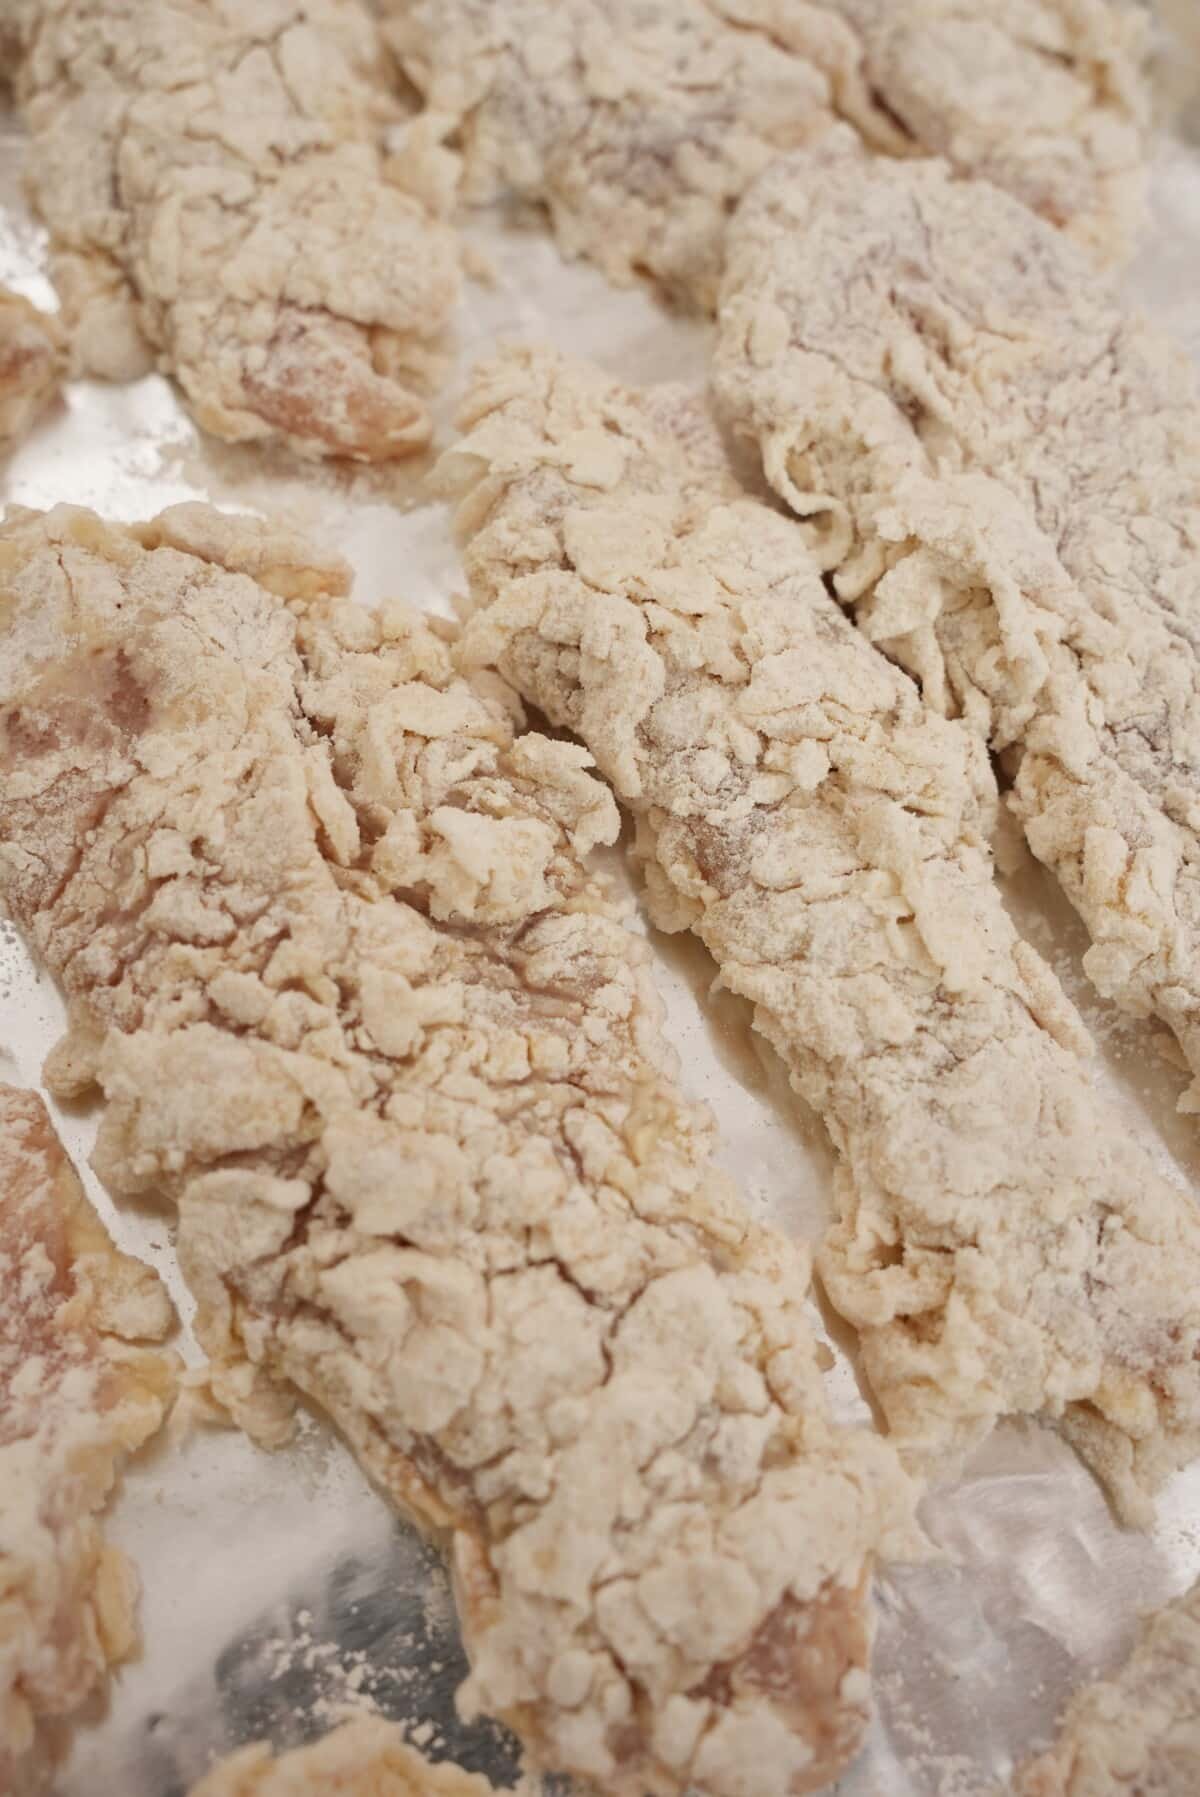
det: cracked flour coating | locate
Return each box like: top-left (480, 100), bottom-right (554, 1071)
top-left (0, 502), bottom-right (921, 1797)
top-left (186, 1716), bottom-right (495, 1797)
top-left (387, 0), bottom-right (1145, 314)
top-left (0, 1086), bottom-right (177, 1795)
top-left (1015, 1576), bottom-right (1200, 1795)
top-left (444, 344), bottom-right (1200, 1527)
top-left (0, 288), bottom-right (63, 452)
top-left (8, 0), bottom-right (459, 459)
top-left (715, 136), bottom-right (1200, 1116)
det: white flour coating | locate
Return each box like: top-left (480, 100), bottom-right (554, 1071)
top-left (0, 503), bottom-right (921, 1797)
top-left (812, 0), bottom-right (1147, 263)
top-left (0, 286), bottom-right (63, 450)
top-left (9, 0), bottom-right (458, 459)
top-left (0, 1086), bottom-right (177, 1796)
top-left (445, 344), bottom-right (1200, 1527)
top-left (387, 0), bottom-right (1146, 315)
top-left (715, 135), bottom-right (1200, 1115)
top-left (1015, 1576), bottom-right (1200, 1795)
top-left (187, 1716), bottom-right (495, 1797)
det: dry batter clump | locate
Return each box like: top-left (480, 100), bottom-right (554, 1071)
top-left (1016, 1576), bottom-right (1200, 1795)
top-left (8, 0), bottom-right (459, 459)
top-left (0, 287), bottom-right (63, 450)
top-left (0, 1086), bottom-right (177, 1795)
top-left (387, 0), bottom-right (1145, 312)
top-left (0, 501), bottom-right (921, 1797)
top-left (186, 1716), bottom-right (496, 1797)
top-left (714, 134), bottom-right (1200, 1115)
top-left (444, 343), bottom-right (1200, 1527)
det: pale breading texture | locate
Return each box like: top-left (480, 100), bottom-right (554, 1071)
top-left (812, 0), bottom-right (1147, 264)
top-left (0, 1085), bottom-right (176, 1795)
top-left (0, 286), bottom-right (63, 451)
top-left (9, 0), bottom-right (459, 460)
top-left (444, 343), bottom-right (1200, 1528)
top-left (0, 501), bottom-right (920, 1797)
top-left (1016, 1577), bottom-right (1200, 1796)
top-left (714, 136), bottom-right (1200, 1116)
top-left (187, 1717), bottom-right (495, 1797)
top-left (386, 0), bottom-right (1145, 315)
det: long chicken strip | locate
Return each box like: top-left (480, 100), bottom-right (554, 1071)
top-left (8, 0), bottom-right (458, 459)
top-left (386, 0), bottom-right (1145, 314)
top-left (0, 501), bottom-right (920, 1797)
top-left (186, 1718), bottom-right (495, 1797)
top-left (0, 1086), bottom-right (177, 1795)
top-left (444, 343), bottom-right (1200, 1528)
top-left (0, 287), bottom-right (63, 452)
top-left (1015, 1577), bottom-right (1200, 1795)
top-left (714, 135), bottom-right (1200, 1114)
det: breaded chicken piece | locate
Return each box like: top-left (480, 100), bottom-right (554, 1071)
top-left (9, 0), bottom-right (458, 459)
top-left (715, 137), bottom-right (1200, 1114)
top-left (0, 1086), bottom-right (176, 1795)
top-left (187, 1717), bottom-right (495, 1797)
top-left (0, 502), bottom-right (920, 1797)
top-left (386, 0), bottom-right (1145, 313)
top-left (1016, 1578), bottom-right (1200, 1796)
top-left (0, 287), bottom-right (63, 450)
top-left (444, 344), bottom-right (1200, 1527)
top-left (813, 0), bottom-right (1147, 264)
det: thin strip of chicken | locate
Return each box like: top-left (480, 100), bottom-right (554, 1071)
top-left (186, 1717), bottom-right (495, 1797)
top-left (443, 343), bottom-right (1200, 1528)
top-left (0, 501), bottom-right (920, 1797)
top-left (0, 286), bottom-right (63, 451)
top-left (385, 0), bottom-right (1145, 315)
top-left (714, 135), bottom-right (1200, 1115)
top-left (0, 1085), bottom-right (177, 1795)
top-left (9, 0), bottom-right (458, 460)
top-left (1015, 1576), bottom-right (1200, 1796)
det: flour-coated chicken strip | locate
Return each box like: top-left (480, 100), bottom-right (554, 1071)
top-left (0, 501), bottom-right (920, 1797)
top-left (9, 0), bottom-right (458, 459)
top-left (0, 287), bottom-right (63, 451)
top-left (1016, 1577), bottom-right (1200, 1796)
top-left (0, 1086), bottom-right (176, 1795)
top-left (715, 137), bottom-right (1200, 1115)
top-left (813, 0), bottom-right (1147, 264)
top-left (386, 0), bottom-right (1145, 314)
top-left (444, 344), bottom-right (1200, 1527)
top-left (187, 1717), bottom-right (495, 1797)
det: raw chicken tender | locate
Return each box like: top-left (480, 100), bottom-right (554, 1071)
top-left (0, 287), bottom-right (63, 450)
top-left (187, 1717), bottom-right (495, 1797)
top-left (0, 1086), bottom-right (176, 1795)
top-left (1016, 1577), bottom-right (1200, 1795)
top-left (444, 343), bottom-right (1200, 1527)
top-left (9, 0), bottom-right (459, 459)
top-left (0, 502), bottom-right (920, 1797)
top-left (387, 0), bottom-right (1145, 313)
top-left (716, 137), bottom-right (1200, 1113)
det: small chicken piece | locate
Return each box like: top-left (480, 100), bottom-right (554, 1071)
top-left (386, 0), bottom-right (858, 312)
top-left (9, 0), bottom-right (459, 459)
top-left (813, 0), bottom-right (1148, 264)
top-left (715, 137), bottom-right (1200, 1114)
top-left (444, 343), bottom-right (1200, 1528)
top-left (0, 1086), bottom-right (177, 1795)
top-left (187, 1718), bottom-right (495, 1797)
top-left (1015, 1578), bottom-right (1200, 1796)
top-left (386, 0), bottom-right (1145, 316)
top-left (0, 287), bottom-right (63, 451)
top-left (0, 502), bottom-right (921, 1797)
